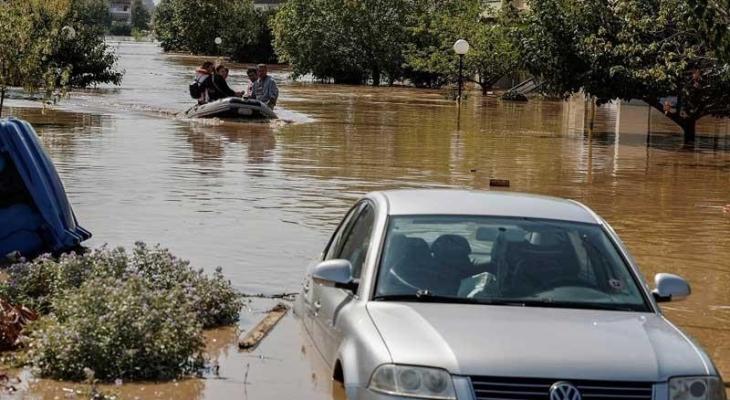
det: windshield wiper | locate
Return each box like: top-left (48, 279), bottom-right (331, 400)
top-left (516, 299), bottom-right (640, 312)
top-left (372, 293), bottom-right (531, 307)
top-left (372, 292), bottom-right (481, 304)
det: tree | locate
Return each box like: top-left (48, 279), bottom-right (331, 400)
top-left (404, 0), bottom-right (520, 94)
top-left (689, 0), bottom-right (730, 62)
top-left (56, 0), bottom-right (124, 87)
top-left (131, 0), bottom-right (151, 31)
top-left (271, 0), bottom-right (410, 85)
top-left (154, 0), bottom-right (263, 62)
top-left (73, 0), bottom-right (112, 30)
top-left (0, 1), bottom-right (39, 117)
top-left (230, 9), bottom-right (279, 64)
top-left (0, 0), bottom-right (123, 117)
top-left (520, 0), bottom-right (730, 143)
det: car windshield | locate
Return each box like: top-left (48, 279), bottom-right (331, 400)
top-left (374, 215), bottom-right (651, 312)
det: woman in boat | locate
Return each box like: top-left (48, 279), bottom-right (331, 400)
top-left (208, 65), bottom-right (242, 101)
top-left (191, 61), bottom-right (214, 105)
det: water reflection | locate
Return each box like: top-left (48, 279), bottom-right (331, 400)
top-left (2, 41), bottom-right (729, 398)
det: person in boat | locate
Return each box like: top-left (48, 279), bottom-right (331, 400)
top-left (251, 64), bottom-right (279, 109)
top-left (244, 67), bottom-right (258, 98)
top-left (208, 65), bottom-right (245, 102)
top-left (191, 61), bottom-right (214, 105)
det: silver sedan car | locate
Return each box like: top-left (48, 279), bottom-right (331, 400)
top-left (294, 190), bottom-right (725, 400)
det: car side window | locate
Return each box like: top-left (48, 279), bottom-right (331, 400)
top-left (323, 204), bottom-right (361, 261)
top-left (335, 204), bottom-right (375, 279)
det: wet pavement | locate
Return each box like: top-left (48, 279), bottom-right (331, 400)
top-left (1, 40), bottom-right (729, 398)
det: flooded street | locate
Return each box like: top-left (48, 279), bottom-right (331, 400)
top-left (3, 41), bottom-right (730, 399)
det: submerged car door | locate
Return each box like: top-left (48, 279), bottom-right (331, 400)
top-left (312, 201), bottom-right (375, 366)
top-left (302, 205), bottom-right (358, 336)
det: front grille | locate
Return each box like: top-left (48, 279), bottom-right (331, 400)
top-left (470, 376), bottom-right (654, 400)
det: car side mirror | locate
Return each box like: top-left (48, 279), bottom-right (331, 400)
top-left (312, 259), bottom-right (357, 292)
top-left (652, 273), bottom-right (691, 303)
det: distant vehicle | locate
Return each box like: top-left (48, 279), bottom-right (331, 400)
top-left (0, 118), bottom-right (91, 261)
top-left (295, 189), bottom-right (724, 400)
top-left (184, 97), bottom-right (277, 120)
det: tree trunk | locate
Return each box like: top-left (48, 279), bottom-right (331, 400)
top-left (681, 119), bottom-right (697, 144)
top-left (481, 82), bottom-right (489, 96)
top-left (371, 66), bottom-right (381, 87)
top-left (645, 99), bottom-right (699, 144)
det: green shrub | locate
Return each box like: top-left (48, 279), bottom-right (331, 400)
top-left (126, 243), bottom-right (243, 328)
top-left (0, 243), bottom-right (244, 381)
top-left (28, 276), bottom-right (204, 381)
top-left (1, 243), bottom-right (242, 328)
top-left (0, 248), bottom-right (128, 313)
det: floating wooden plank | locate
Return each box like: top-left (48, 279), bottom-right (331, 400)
top-left (238, 303), bottom-right (289, 351)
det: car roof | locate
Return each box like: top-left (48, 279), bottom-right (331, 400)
top-left (372, 190), bottom-right (600, 224)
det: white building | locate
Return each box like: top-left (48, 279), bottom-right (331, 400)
top-left (110, 0), bottom-right (132, 23)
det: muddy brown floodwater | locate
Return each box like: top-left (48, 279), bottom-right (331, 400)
top-left (2, 40), bottom-right (730, 399)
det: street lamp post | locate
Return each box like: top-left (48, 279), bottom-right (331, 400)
top-left (453, 39), bottom-right (470, 103)
top-left (214, 37), bottom-right (222, 56)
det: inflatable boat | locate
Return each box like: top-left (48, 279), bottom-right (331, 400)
top-left (184, 97), bottom-right (278, 120)
top-left (0, 118), bottom-right (91, 261)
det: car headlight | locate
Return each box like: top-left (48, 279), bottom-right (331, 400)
top-left (368, 364), bottom-right (456, 399)
top-left (669, 377), bottom-right (726, 400)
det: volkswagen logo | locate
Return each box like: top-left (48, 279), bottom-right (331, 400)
top-left (550, 381), bottom-right (581, 400)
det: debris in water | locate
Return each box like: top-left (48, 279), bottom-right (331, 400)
top-left (0, 299), bottom-right (38, 350)
top-left (489, 179), bottom-right (510, 188)
top-left (238, 303), bottom-right (289, 351)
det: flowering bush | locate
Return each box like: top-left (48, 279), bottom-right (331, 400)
top-left (0, 243), bottom-right (243, 328)
top-left (0, 248), bottom-right (128, 313)
top-left (28, 277), bottom-right (204, 380)
top-left (0, 243), bottom-right (243, 381)
top-left (126, 243), bottom-right (242, 328)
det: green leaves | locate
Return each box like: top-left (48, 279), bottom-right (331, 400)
top-left (131, 0), bottom-right (151, 31)
top-left (271, 0), bottom-right (520, 90)
top-left (0, 0), bottom-right (122, 113)
top-left (272, 0), bottom-right (411, 84)
top-left (689, 0), bottom-right (730, 62)
top-left (404, 0), bottom-right (520, 92)
top-left (154, 0), bottom-right (263, 61)
top-left (518, 0), bottom-right (730, 141)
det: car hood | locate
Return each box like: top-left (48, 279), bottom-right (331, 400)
top-left (366, 302), bottom-right (713, 381)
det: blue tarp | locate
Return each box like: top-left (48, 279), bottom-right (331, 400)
top-left (0, 117), bottom-right (91, 259)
